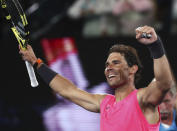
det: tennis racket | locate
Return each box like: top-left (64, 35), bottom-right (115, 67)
top-left (0, 0), bottom-right (38, 87)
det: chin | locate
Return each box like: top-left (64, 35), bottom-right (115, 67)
top-left (108, 81), bottom-right (125, 88)
top-left (107, 76), bottom-right (127, 88)
top-left (108, 80), bottom-right (117, 86)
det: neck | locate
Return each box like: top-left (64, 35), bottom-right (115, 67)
top-left (114, 81), bottom-right (136, 102)
top-left (161, 111), bottom-right (174, 126)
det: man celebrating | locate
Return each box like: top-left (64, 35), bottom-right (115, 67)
top-left (20, 25), bottom-right (173, 131)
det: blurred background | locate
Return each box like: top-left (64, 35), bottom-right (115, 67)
top-left (0, 0), bottom-right (177, 131)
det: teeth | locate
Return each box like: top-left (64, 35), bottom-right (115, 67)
top-left (108, 75), bottom-right (115, 78)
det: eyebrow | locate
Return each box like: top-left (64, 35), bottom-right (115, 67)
top-left (105, 60), bottom-right (121, 67)
top-left (112, 59), bottom-right (120, 63)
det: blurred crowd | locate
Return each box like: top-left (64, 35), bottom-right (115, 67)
top-left (67, 0), bottom-right (177, 37)
top-left (0, 0), bottom-right (177, 39)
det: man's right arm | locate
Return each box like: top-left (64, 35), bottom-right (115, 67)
top-left (20, 45), bottom-right (106, 113)
top-left (49, 73), bottom-right (106, 112)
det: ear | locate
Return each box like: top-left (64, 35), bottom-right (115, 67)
top-left (130, 65), bottom-right (138, 74)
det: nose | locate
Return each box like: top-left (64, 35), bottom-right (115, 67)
top-left (159, 102), bottom-right (166, 109)
top-left (105, 64), bottom-right (113, 72)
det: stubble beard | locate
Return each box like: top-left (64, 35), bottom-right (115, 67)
top-left (108, 74), bottom-right (127, 88)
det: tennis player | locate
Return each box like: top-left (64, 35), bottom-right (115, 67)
top-left (19, 25), bottom-right (173, 131)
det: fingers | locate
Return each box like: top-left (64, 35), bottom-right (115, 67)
top-left (19, 49), bottom-right (27, 60)
top-left (135, 25), bottom-right (158, 44)
top-left (26, 44), bottom-right (32, 50)
top-left (135, 25), bottom-right (155, 39)
top-left (19, 44), bottom-right (37, 64)
top-left (19, 44), bottom-right (30, 60)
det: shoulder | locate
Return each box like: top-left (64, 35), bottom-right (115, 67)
top-left (98, 94), bottom-right (114, 103)
top-left (99, 94), bottom-right (115, 107)
top-left (137, 80), bottom-right (165, 107)
top-left (137, 86), bottom-right (159, 109)
top-left (137, 88), bottom-right (160, 124)
top-left (137, 87), bottom-right (150, 107)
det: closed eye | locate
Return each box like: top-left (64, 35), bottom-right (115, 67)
top-left (105, 60), bottom-right (121, 68)
top-left (112, 60), bottom-right (121, 65)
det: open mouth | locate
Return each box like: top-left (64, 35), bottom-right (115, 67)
top-left (107, 74), bottom-right (117, 81)
top-left (160, 111), bottom-right (169, 117)
top-left (106, 70), bottom-right (119, 81)
top-left (108, 74), bottom-right (116, 78)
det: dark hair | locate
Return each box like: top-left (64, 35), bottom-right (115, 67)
top-left (108, 44), bottom-right (143, 84)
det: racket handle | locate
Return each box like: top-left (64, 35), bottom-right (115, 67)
top-left (25, 61), bottom-right (39, 87)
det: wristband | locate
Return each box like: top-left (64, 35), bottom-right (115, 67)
top-left (33, 58), bottom-right (43, 69)
top-left (37, 64), bottom-right (57, 85)
top-left (147, 36), bottom-right (165, 59)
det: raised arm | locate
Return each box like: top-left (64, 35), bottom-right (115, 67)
top-left (19, 45), bottom-right (106, 113)
top-left (135, 26), bottom-right (173, 106)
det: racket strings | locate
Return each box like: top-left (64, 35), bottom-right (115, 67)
top-left (1, 0), bottom-right (29, 48)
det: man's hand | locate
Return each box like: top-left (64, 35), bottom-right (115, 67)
top-left (19, 44), bottom-right (37, 65)
top-left (135, 25), bottom-right (158, 45)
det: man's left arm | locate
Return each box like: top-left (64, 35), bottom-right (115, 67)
top-left (136, 26), bottom-right (173, 106)
top-left (150, 54), bottom-right (173, 105)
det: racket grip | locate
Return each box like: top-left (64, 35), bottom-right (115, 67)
top-left (25, 61), bottom-right (39, 87)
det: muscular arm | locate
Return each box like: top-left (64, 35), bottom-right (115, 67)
top-left (136, 26), bottom-right (173, 106)
top-left (49, 74), bottom-right (106, 113)
top-left (142, 55), bottom-right (173, 106)
top-left (19, 45), bottom-right (106, 113)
